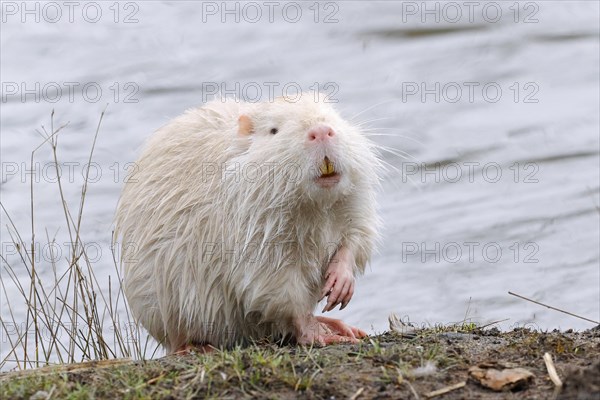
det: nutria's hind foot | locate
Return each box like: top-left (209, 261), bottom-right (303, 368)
top-left (316, 316), bottom-right (368, 339)
top-left (173, 343), bottom-right (215, 355)
top-left (295, 315), bottom-right (367, 346)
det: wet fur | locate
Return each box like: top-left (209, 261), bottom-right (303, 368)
top-left (114, 94), bottom-right (381, 351)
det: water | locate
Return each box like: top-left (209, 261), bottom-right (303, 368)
top-left (1, 1), bottom-right (599, 366)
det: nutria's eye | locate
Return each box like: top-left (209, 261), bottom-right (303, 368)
top-left (270, 128), bottom-right (278, 135)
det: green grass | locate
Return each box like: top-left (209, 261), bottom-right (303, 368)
top-left (2, 112), bottom-right (599, 399)
top-left (2, 328), bottom-right (599, 399)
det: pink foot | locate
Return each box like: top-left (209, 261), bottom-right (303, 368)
top-left (316, 316), bottom-right (368, 339)
top-left (295, 315), bottom-right (367, 346)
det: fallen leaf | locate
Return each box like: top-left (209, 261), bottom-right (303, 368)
top-left (469, 363), bottom-right (534, 391)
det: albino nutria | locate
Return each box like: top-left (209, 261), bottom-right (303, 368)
top-left (114, 93), bottom-right (381, 352)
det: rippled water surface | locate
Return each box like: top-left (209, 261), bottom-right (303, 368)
top-left (1, 1), bottom-right (599, 364)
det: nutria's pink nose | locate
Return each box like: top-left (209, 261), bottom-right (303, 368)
top-left (308, 125), bottom-right (335, 142)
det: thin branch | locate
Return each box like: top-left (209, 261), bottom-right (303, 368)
top-left (508, 291), bottom-right (599, 325)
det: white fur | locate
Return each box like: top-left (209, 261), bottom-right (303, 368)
top-left (114, 94), bottom-right (381, 351)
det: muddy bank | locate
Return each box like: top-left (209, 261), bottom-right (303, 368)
top-left (1, 327), bottom-right (599, 399)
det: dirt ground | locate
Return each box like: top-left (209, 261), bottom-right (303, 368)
top-left (1, 326), bottom-right (599, 399)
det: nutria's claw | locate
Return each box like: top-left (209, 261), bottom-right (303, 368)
top-left (321, 247), bottom-right (355, 312)
top-left (295, 315), bottom-right (367, 346)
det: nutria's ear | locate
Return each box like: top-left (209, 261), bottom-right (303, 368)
top-left (238, 115), bottom-right (254, 136)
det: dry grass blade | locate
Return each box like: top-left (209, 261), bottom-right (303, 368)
top-left (0, 110), bottom-right (149, 371)
top-left (424, 381), bottom-right (466, 398)
top-left (0, 358), bottom-right (133, 382)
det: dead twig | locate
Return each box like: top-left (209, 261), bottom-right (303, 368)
top-left (349, 387), bottom-right (364, 400)
top-left (508, 291), bottom-right (599, 325)
top-left (425, 381), bottom-right (466, 398)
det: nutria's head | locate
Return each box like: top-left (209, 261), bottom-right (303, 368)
top-left (230, 93), bottom-right (380, 207)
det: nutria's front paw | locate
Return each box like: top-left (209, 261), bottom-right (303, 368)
top-left (320, 248), bottom-right (355, 312)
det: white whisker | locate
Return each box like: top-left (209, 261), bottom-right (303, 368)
top-left (349, 99), bottom-right (397, 122)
